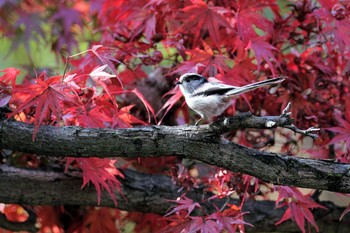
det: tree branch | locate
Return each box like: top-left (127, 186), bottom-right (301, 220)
top-left (1, 114), bottom-right (349, 193)
top-left (0, 165), bottom-right (348, 232)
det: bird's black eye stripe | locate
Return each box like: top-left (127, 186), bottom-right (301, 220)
top-left (185, 75), bottom-right (204, 82)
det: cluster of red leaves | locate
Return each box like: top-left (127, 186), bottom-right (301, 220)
top-left (1, 49), bottom-right (154, 207)
top-left (2, 0), bottom-right (350, 232)
top-left (275, 187), bottom-right (327, 233)
top-left (161, 195), bottom-right (251, 233)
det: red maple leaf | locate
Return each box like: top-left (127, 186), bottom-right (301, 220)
top-left (246, 38), bottom-right (279, 76)
top-left (64, 104), bottom-right (111, 128)
top-left (112, 105), bottom-right (147, 128)
top-left (235, 1), bottom-right (274, 43)
top-left (10, 74), bottom-right (73, 140)
top-left (165, 196), bottom-right (201, 217)
top-left (208, 205), bottom-right (252, 233)
top-left (184, 47), bottom-right (233, 77)
top-left (117, 89), bottom-right (156, 123)
top-left (0, 68), bottom-right (20, 107)
top-left (0, 68), bottom-right (20, 85)
top-left (275, 186), bottom-right (326, 233)
top-left (35, 206), bottom-right (63, 232)
top-left (90, 45), bottom-right (124, 86)
top-left (159, 211), bottom-right (193, 233)
top-left (83, 207), bottom-right (121, 233)
top-left (189, 216), bottom-right (219, 233)
top-left (176, 0), bottom-right (231, 48)
top-left (127, 212), bottom-right (166, 233)
top-left (313, 1), bottom-right (350, 51)
top-left (65, 158), bottom-right (124, 206)
top-left (327, 100), bottom-right (350, 148)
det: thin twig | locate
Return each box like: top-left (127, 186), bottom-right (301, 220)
top-left (283, 124), bottom-right (320, 139)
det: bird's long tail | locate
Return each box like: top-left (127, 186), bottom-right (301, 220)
top-left (226, 77), bottom-right (285, 97)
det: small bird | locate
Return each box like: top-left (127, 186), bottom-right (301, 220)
top-left (176, 73), bottom-right (284, 125)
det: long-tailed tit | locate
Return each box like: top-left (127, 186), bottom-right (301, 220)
top-left (176, 73), bottom-right (284, 125)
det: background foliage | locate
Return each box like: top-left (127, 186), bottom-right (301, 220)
top-left (1, 0), bottom-right (350, 232)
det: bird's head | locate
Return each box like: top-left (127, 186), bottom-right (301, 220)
top-left (176, 73), bottom-right (207, 96)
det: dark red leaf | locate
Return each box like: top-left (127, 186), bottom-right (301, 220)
top-left (176, 0), bottom-right (231, 48)
top-left (246, 38), bottom-right (279, 76)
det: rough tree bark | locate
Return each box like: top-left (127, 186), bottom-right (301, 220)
top-left (0, 109), bottom-right (350, 232)
top-left (0, 165), bottom-right (349, 233)
top-left (1, 114), bottom-right (349, 193)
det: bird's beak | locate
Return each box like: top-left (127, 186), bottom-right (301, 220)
top-left (176, 81), bottom-right (182, 85)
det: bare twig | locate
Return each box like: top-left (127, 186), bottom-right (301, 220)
top-left (208, 102), bottom-right (319, 139)
top-left (283, 125), bottom-right (320, 139)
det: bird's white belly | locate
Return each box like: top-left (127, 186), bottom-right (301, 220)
top-left (185, 95), bottom-right (232, 118)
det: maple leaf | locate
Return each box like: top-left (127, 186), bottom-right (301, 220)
top-left (165, 196), bottom-right (201, 217)
top-left (35, 206), bottom-right (63, 232)
top-left (10, 74), bottom-right (73, 140)
top-left (156, 86), bottom-right (184, 125)
top-left (313, 1), bottom-right (350, 51)
top-left (327, 100), bottom-right (350, 147)
top-left (208, 206), bottom-right (252, 233)
top-left (159, 211), bottom-right (193, 233)
top-left (235, 1), bottom-right (274, 43)
top-left (0, 68), bottom-right (20, 85)
top-left (89, 64), bottom-right (118, 105)
top-left (0, 68), bottom-right (20, 107)
top-left (90, 45), bottom-right (123, 87)
top-left (127, 8), bottom-right (157, 42)
top-left (246, 38), bottom-right (279, 76)
top-left (111, 88), bottom-right (156, 124)
top-left (176, 0), bottom-right (231, 48)
top-left (51, 7), bottom-right (83, 30)
top-left (65, 158), bottom-right (124, 206)
top-left (189, 216), bottom-right (219, 233)
top-left (340, 202), bottom-right (350, 221)
top-left (184, 47), bottom-right (233, 77)
top-left (207, 169), bottom-right (235, 199)
top-left (127, 212), bottom-right (167, 233)
top-left (69, 105), bottom-right (111, 128)
top-left (51, 6), bottom-right (83, 52)
top-left (0, 81), bottom-right (12, 107)
top-left (275, 186), bottom-right (326, 233)
top-left (83, 207), bottom-right (121, 233)
top-left (11, 11), bottom-right (45, 53)
top-left (112, 105), bottom-right (147, 128)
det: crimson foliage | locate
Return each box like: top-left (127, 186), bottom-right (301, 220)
top-left (1, 0), bottom-right (350, 232)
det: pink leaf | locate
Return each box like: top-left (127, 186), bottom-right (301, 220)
top-left (165, 196), bottom-right (201, 217)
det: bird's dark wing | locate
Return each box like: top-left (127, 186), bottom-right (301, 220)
top-left (192, 82), bottom-right (236, 96)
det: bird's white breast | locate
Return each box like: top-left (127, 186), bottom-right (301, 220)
top-left (185, 94), bottom-right (232, 118)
